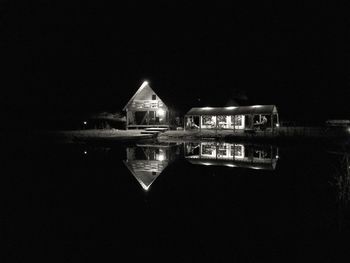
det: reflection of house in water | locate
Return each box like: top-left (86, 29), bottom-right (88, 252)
top-left (185, 142), bottom-right (278, 170)
top-left (123, 143), bottom-right (179, 191)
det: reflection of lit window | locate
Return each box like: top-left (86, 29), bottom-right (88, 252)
top-left (236, 146), bottom-right (242, 156)
top-left (231, 144), bottom-right (244, 158)
top-left (156, 149), bottom-right (166, 161)
top-left (157, 154), bottom-right (165, 161)
top-left (218, 145), bottom-right (227, 157)
top-left (202, 144), bottom-right (215, 156)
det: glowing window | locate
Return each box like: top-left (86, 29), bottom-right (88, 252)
top-left (231, 115), bottom-right (242, 126)
top-left (202, 116), bottom-right (216, 126)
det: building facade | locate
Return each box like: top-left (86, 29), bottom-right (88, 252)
top-left (123, 81), bottom-right (169, 129)
top-left (184, 105), bottom-right (279, 132)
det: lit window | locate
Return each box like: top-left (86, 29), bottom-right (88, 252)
top-left (202, 116), bottom-right (216, 127)
top-left (231, 115), bottom-right (242, 126)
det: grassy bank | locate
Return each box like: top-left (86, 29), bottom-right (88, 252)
top-left (158, 127), bottom-right (350, 144)
top-left (33, 129), bottom-right (155, 143)
top-left (4, 126), bottom-right (348, 146)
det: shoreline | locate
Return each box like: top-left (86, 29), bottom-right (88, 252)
top-left (2, 127), bottom-right (349, 146)
top-left (157, 128), bottom-right (350, 144)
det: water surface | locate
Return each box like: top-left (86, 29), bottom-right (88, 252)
top-left (2, 140), bottom-right (350, 262)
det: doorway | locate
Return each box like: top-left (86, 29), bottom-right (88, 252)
top-left (135, 111), bottom-right (147, 125)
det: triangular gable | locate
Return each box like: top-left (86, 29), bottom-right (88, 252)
top-left (123, 160), bottom-right (169, 191)
top-left (123, 81), bottom-right (167, 111)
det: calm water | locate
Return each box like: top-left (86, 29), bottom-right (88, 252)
top-left (2, 139), bottom-right (350, 262)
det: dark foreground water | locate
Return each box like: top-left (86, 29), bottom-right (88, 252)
top-left (1, 139), bottom-right (350, 262)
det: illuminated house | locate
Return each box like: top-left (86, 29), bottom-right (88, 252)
top-left (123, 81), bottom-right (169, 130)
top-left (184, 105), bottom-right (279, 131)
top-left (185, 142), bottom-right (278, 170)
top-left (123, 143), bottom-right (179, 191)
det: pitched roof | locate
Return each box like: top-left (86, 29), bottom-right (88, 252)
top-left (123, 81), bottom-right (167, 111)
top-left (185, 105), bottom-right (278, 116)
top-left (123, 160), bottom-right (169, 191)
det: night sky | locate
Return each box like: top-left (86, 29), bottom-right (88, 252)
top-left (1, 2), bottom-right (349, 127)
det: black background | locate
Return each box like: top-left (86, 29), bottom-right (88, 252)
top-left (1, 1), bottom-right (349, 127)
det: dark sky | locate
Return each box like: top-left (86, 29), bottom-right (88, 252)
top-left (1, 1), bottom-right (349, 124)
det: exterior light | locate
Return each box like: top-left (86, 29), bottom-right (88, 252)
top-left (83, 121), bottom-right (87, 125)
top-left (276, 123), bottom-right (280, 127)
top-left (157, 108), bottom-right (165, 116)
top-left (157, 153), bottom-right (165, 161)
top-left (140, 182), bottom-right (150, 191)
top-left (141, 81), bottom-right (149, 89)
top-left (84, 151), bottom-right (87, 154)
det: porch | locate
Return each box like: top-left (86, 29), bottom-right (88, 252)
top-left (126, 109), bottom-right (169, 130)
top-left (184, 105), bottom-right (279, 132)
